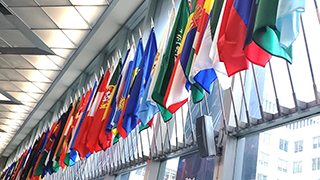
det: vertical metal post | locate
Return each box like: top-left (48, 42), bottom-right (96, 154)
top-left (165, 122), bottom-right (172, 152)
top-left (146, 128), bottom-right (152, 158)
top-left (239, 73), bottom-right (251, 126)
top-left (126, 135), bottom-right (133, 165)
top-left (251, 64), bottom-right (265, 120)
top-left (300, 16), bottom-right (319, 104)
top-left (268, 62), bottom-right (281, 116)
top-left (286, 63), bottom-right (298, 111)
top-left (217, 79), bottom-right (228, 134)
top-left (138, 126), bottom-right (145, 158)
top-left (159, 115), bottom-right (164, 155)
top-left (314, 0), bottom-right (320, 23)
top-left (135, 126), bottom-right (142, 161)
top-left (117, 141), bottom-right (122, 170)
top-left (187, 100), bottom-right (195, 144)
top-left (180, 107), bottom-right (186, 147)
top-left (203, 93), bottom-right (210, 115)
top-left (199, 101), bottom-right (203, 116)
top-left (174, 113), bottom-right (179, 151)
top-left (229, 87), bottom-right (239, 129)
top-left (130, 131), bottom-right (137, 164)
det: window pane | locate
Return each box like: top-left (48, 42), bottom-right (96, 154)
top-left (284, 141), bottom-right (288, 152)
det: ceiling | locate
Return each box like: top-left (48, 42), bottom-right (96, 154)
top-left (0, 0), bottom-right (145, 157)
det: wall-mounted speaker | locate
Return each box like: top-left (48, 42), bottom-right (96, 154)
top-left (196, 115), bottom-right (217, 157)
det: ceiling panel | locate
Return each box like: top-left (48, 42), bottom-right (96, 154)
top-left (0, 58), bottom-right (11, 68)
top-left (0, 55), bottom-right (35, 69)
top-left (75, 6), bottom-right (107, 27)
top-left (0, 38), bottom-right (10, 47)
top-left (33, 82), bottom-right (51, 92)
top-left (22, 55), bottom-right (61, 70)
top-left (47, 55), bottom-right (66, 68)
top-left (51, 48), bottom-right (75, 59)
top-left (0, 30), bottom-right (36, 47)
top-left (3, 0), bottom-right (38, 6)
top-left (10, 7), bottom-right (58, 29)
top-left (7, 92), bottom-right (36, 102)
top-left (27, 93), bottom-right (44, 101)
top-left (17, 69), bottom-right (52, 82)
top-left (0, 69), bottom-right (27, 81)
top-left (0, 81), bottom-right (21, 92)
top-left (62, 30), bottom-right (89, 46)
top-left (11, 82), bottom-right (43, 93)
top-left (33, 30), bottom-right (77, 49)
top-left (0, 105), bottom-right (10, 112)
top-left (0, 14), bottom-right (16, 30)
top-left (42, 7), bottom-right (90, 29)
top-left (1, 105), bottom-right (28, 113)
top-left (70, 0), bottom-right (109, 5)
top-left (35, 0), bottom-right (72, 6)
top-left (40, 70), bottom-right (60, 81)
top-left (1, 112), bottom-right (26, 119)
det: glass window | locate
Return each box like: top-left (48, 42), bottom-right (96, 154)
top-left (128, 167), bottom-right (146, 180)
top-left (257, 173), bottom-right (267, 180)
top-left (279, 139), bottom-right (284, 150)
top-left (262, 133), bottom-right (270, 145)
top-left (294, 140), bottom-right (303, 152)
top-left (318, 158), bottom-right (320, 170)
top-left (293, 162), bottom-right (297, 173)
top-left (314, 137), bottom-right (318, 149)
top-left (298, 161), bottom-right (302, 173)
top-left (259, 152), bottom-right (269, 166)
top-left (163, 158), bottom-right (179, 180)
top-left (284, 140), bottom-right (288, 152)
top-left (278, 159), bottom-right (287, 173)
top-left (313, 158), bottom-right (317, 171)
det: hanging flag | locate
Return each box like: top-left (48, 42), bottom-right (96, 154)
top-left (152, 0), bottom-right (190, 122)
top-left (217, 0), bottom-right (248, 76)
top-left (276, 0), bottom-right (305, 48)
top-left (121, 28), bottom-right (158, 136)
top-left (87, 60), bottom-right (122, 152)
top-left (117, 39), bottom-right (144, 138)
top-left (73, 75), bottom-right (108, 158)
top-left (252, 0), bottom-right (294, 63)
top-left (71, 82), bottom-right (97, 160)
top-left (57, 98), bottom-right (80, 168)
top-left (51, 101), bottom-right (77, 171)
top-left (139, 8), bottom-right (176, 127)
top-left (165, 0), bottom-right (210, 114)
top-left (243, 0), bottom-right (271, 67)
top-left (107, 44), bottom-right (136, 133)
top-left (66, 87), bottom-right (94, 166)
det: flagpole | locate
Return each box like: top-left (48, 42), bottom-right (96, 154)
top-left (146, 128), bottom-right (152, 158)
top-left (138, 126), bottom-right (145, 159)
top-left (165, 122), bottom-right (172, 153)
top-left (239, 73), bottom-right (251, 126)
top-left (152, 115), bottom-right (159, 157)
top-left (286, 62), bottom-right (298, 111)
top-left (121, 138), bottom-right (128, 168)
top-left (117, 142), bottom-right (122, 170)
top-left (251, 63), bottom-right (265, 121)
top-left (199, 101), bottom-right (203, 116)
top-left (110, 144), bottom-right (115, 173)
top-left (300, 16), bottom-right (319, 104)
top-left (126, 137), bottom-right (132, 166)
top-left (187, 99), bottom-right (195, 145)
top-left (158, 114), bottom-right (164, 155)
top-left (229, 86), bottom-right (239, 129)
top-left (180, 107), bottom-right (186, 148)
top-left (268, 61), bottom-right (281, 116)
top-left (314, 0), bottom-right (320, 24)
top-left (135, 126), bottom-right (142, 162)
top-left (203, 93), bottom-right (210, 115)
top-left (174, 113), bottom-right (179, 151)
top-left (217, 79), bottom-right (228, 134)
top-left (129, 133), bottom-right (137, 165)
top-left (133, 127), bottom-right (141, 164)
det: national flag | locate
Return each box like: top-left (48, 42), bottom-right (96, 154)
top-left (107, 44), bottom-right (136, 133)
top-left (71, 82), bottom-right (97, 160)
top-left (56, 99), bottom-right (80, 168)
top-left (275, 0), bottom-right (305, 48)
top-left (189, 0), bottom-right (226, 93)
top-left (243, 0), bottom-right (271, 67)
top-left (45, 105), bottom-right (72, 174)
top-left (164, 0), bottom-right (208, 114)
top-left (73, 73), bottom-right (109, 158)
top-left (138, 8), bottom-right (176, 126)
top-left (117, 39), bottom-right (144, 138)
top-left (51, 101), bottom-right (78, 171)
top-left (121, 28), bottom-right (157, 137)
top-left (87, 60), bottom-right (122, 152)
top-left (217, 0), bottom-right (248, 76)
top-left (65, 87), bottom-right (94, 166)
top-left (152, 0), bottom-right (190, 122)
top-left (252, 0), bottom-right (295, 63)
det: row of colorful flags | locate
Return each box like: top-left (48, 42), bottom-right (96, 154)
top-left (1, 0), bottom-right (305, 179)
